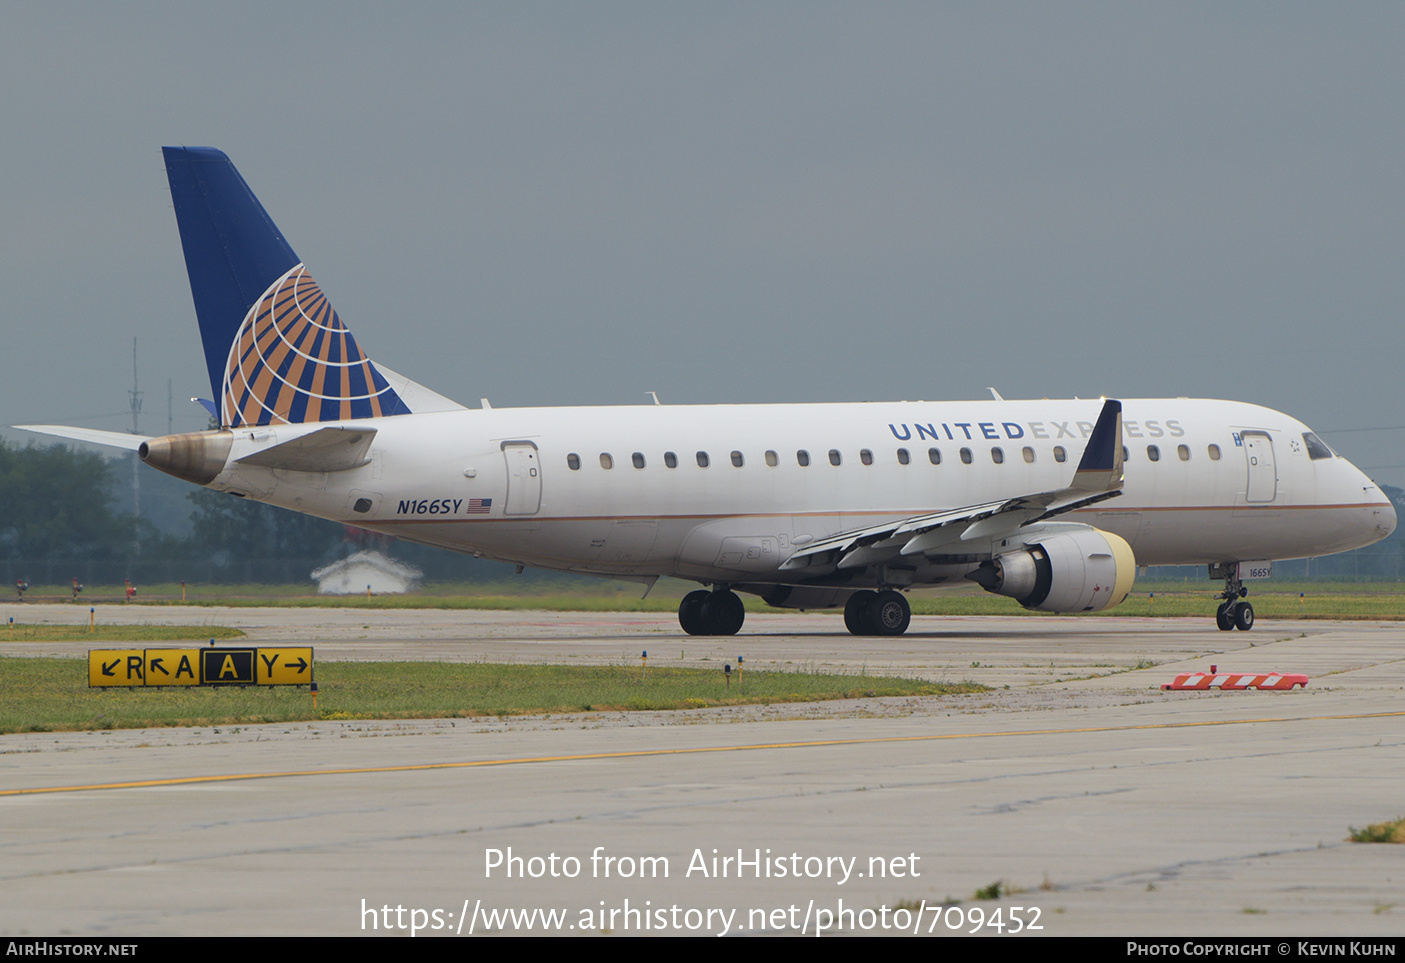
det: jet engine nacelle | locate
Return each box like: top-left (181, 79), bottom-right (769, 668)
top-left (139, 431), bottom-right (233, 486)
top-left (967, 528), bottom-right (1136, 613)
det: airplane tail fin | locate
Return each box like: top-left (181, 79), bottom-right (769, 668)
top-left (163, 147), bottom-right (418, 428)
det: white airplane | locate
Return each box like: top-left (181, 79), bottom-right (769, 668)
top-left (18, 148), bottom-right (1397, 637)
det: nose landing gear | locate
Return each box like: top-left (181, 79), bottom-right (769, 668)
top-left (1213, 567), bottom-right (1254, 631)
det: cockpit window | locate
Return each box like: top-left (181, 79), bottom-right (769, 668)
top-left (1302, 432), bottom-right (1334, 460)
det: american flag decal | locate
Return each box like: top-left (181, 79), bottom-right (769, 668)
top-left (464, 498), bottom-right (492, 514)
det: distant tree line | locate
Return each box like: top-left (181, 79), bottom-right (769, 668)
top-left (3, 439), bottom-right (1404, 588)
top-left (0, 440), bottom-right (514, 587)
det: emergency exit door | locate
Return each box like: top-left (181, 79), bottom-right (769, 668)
top-left (1241, 431), bottom-right (1277, 503)
top-left (502, 442), bottom-right (541, 515)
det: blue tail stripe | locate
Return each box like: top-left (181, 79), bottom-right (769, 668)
top-left (304, 327), bottom-right (328, 372)
top-left (288, 389), bottom-right (311, 423)
top-left (347, 361), bottom-right (369, 399)
top-left (322, 363), bottom-right (341, 403)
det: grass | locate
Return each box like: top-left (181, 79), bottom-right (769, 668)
top-left (11, 578), bottom-right (1405, 621)
top-left (1348, 816), bottom-right (1405, 843)
top-left (0, 624), bottom-right (244, 644)
top-left (973, 881), bottom-right (1005, 900)
top-left (0, 656), bottom-right (983, 733)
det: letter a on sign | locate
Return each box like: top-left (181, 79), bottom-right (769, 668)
top-left (200, 648), bottom-right (255, 684)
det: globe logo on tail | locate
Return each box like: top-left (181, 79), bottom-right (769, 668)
top-left (222, 265), bottom-right (403, 427)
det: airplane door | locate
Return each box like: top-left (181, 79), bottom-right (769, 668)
top-left (1241, 431), bottom-right (1277, 503)
top-left (502, 442), bottom-right (542, 515)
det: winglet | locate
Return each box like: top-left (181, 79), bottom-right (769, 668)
top-left (1070, 399), bottom-right (1124, 492)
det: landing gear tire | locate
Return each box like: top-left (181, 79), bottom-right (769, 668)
top-left (699, 590), bottom-right (745, 636)
top-left (679, 590), bottom-right (709, 636)
top-left (1213, 566), bottom-right (1254, 631)
top-left (870, 590), bottom-right (911, 636)
top-left (844, 591), bottom-right (877, 635)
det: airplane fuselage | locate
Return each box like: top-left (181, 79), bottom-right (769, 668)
top-left (205, 397), bottom-right (1393, 590)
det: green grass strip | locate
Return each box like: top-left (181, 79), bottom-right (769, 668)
top-left (13, 578), bottom-right (1405, 619)
top-left (0, 657), bottom-right (981, 733)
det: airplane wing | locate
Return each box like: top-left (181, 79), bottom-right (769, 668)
top-left (13, 426), bottom-right (149, 451)
top-left (779, 398), bottom-right (1125, 573)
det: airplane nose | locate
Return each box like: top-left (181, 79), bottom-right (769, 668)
top-left (1351, 462), bottom-right (1396, 539)
top-left (1376, 487), bottom-right (1398, 538)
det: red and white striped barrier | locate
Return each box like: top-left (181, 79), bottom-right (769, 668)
top-left (1162, 669), bottom-right (1308, 691)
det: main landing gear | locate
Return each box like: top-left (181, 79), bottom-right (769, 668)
top-left (678, 588), bottom-right (745, 636)
top-left (1214, 568), bottom-right (1255, 631)
top-left (843, 590), bottom-right (912, 636)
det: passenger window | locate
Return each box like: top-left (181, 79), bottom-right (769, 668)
top-left (860, 449), bottom-right (873, 466)
top-left (1208, 444), bottom-right (1221, 461)
top-left (599, 453), bottom-right (613, 469)
top-left (664, 451), bottom-right (678, 468)
top-left (1122, 446), bottom-right (1129, 462)
top-left (1053, 446), bottom-right (1067, 463)
top-left (1022, 446), bottom-right (1035, 464)
top-left (991, 447), bottom-right (1004, 464)
top-left (765, 450), bottom-right (779, 467)
top-left (696, 451), bottom-right (710, 468)
top-left (797, 450), bottom-right (810, 467)
top-left (928, 448), bottom-right (941, 465)
top-left (828, 449), bottom-right (842, 466)
top-left (632, 452), bottom-right (646, 469)
top-left (567, 453), bottom-right (581, 471)
top-left (897, 448), bottom-right (910, 465)
top-left (1147, 445), bottom-right (1160, 462)
top-left (960, 447), bottom-right (972, 464)
top-left (1177, 445), bottom-right (1190, 462)
top-left (730, 450), bottom-right (744, 468)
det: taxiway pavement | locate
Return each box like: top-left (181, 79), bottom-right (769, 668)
top-left (2, 606), bottom-right (1402, 937)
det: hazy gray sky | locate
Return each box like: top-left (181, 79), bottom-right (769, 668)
top-left (4, 4), bottom-right (1403, 485)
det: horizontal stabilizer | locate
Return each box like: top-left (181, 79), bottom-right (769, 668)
top-left (13, 425), bottom-right (149, 451)
top-left (234, 426), bottom-right (377, 473)
top-left (373, 364), bottom-right (466, 413)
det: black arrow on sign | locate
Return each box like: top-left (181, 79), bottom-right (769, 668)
top-left (102, 659), bottom-right (119, 677)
